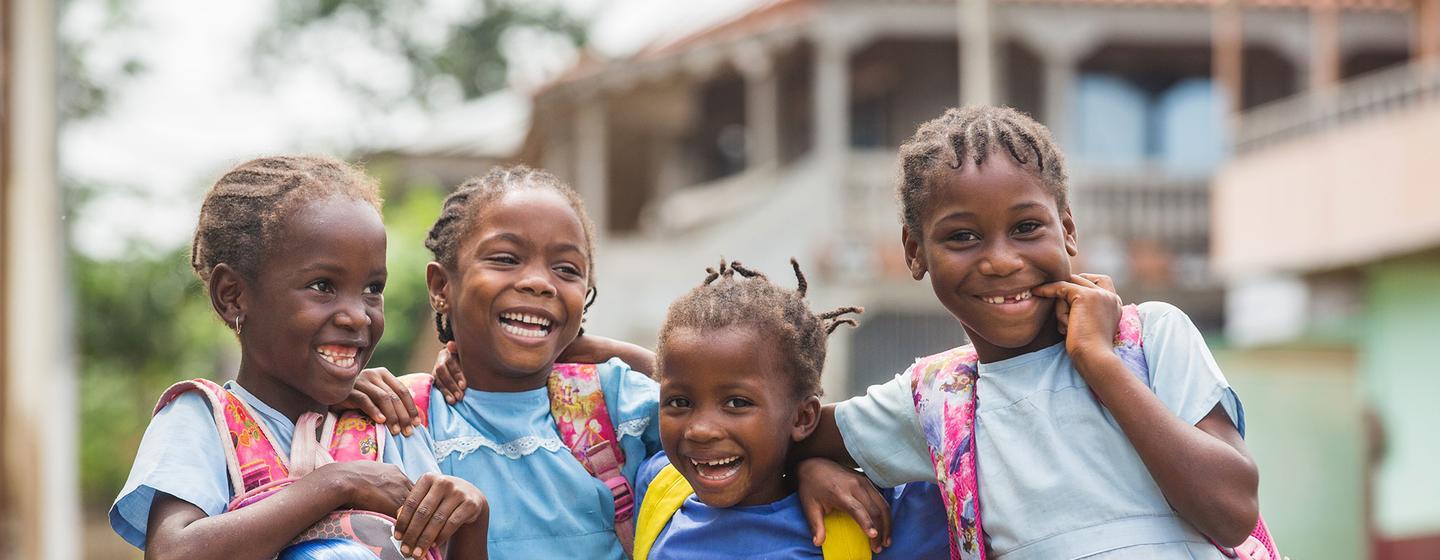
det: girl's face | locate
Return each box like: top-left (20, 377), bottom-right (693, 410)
top-left (902, 155), bottom-right (1078, 363)
top-left (658, 326), bottom-right (819, 508)
top-left (238, 196), bottom-right (387, 419)
top-left (433, 189), bottom-right (590, 392)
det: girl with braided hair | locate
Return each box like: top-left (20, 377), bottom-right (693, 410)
top-left (631, 258), bottom-right (950, 559)
top-left (110, 155), bottom-right (489, 559)
top-left (795, 106), bottom-right (1275, 559)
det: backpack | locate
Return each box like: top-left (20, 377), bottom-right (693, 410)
top-left (908, 304), bottom-right (1279, 560)
top-left (631, 462), bottom-right (872, 560)
top-left (154, 378), bottom-right (441, 560)
top-left (399, 362), bottom-right (637, 555)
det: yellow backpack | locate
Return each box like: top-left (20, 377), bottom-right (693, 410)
top-left (633, 463), bottom-right (873, 560)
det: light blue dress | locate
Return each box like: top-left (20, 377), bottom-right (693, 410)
top-left (110, 381), bottom-right (440, 549)
top-left (425, 357), bottom-right (662, 560)
top-left (835, 302), bottom-right (1246, 559)
top-left (634, 452), bottom-right (951, 559)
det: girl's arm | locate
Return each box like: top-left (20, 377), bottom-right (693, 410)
top-left (1034, 276), bottom-right (1259, 547)
top-left (144, 461), bottom-right (413, 560)
top-left (793, 405), bottom-right (857, 467)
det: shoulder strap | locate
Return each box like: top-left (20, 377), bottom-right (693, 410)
top-left (154, 378), bottom-right (289, 494)
top-left (908, 346), bottom-right (984, 560)
top-left (398, 373), bottom-right (436, 428)
top-left (632, 463), bottom-right (872, 560)
top-left (324, 411), bottom-right (384, 463)
top-left (632, 463), bottom-right (691, 560)
top-left (547, 363), bottom-right (636, 555)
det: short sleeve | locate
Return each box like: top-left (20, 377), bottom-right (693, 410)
top-left (1139, 301), bottom-right (1246, 436)
top-left (109, 391), bottom-right (232, 549)
top-left (381, 426), bottom-right (441, 482)
top-left (634, 451), bottom-right (671, 509)
top-left (602, 357), bottom-right (663, 458)
top-left (833, 371), bottom-right (935, 488)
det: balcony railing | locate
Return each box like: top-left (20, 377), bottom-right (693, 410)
top-left (1237, 60), bottom-right (1440, 154)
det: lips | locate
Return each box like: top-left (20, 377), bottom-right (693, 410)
top-left (498, 311), bottom-right (554, 338)
top-left (977, 289), bottom-right (1033, 305)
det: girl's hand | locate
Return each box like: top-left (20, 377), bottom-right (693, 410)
top-left (796, 458), bottom-right (891, 554)
top-left (1032, 273), bottom-right (1123, 367)
top-left (433, 341), bottom-right (467, 405)
top-left (335, 367), bottom-right (419, 436)
top-left (560, 333), bottom-right (658, 374)
top-left (328, 461), bottom-right (414, 515)
top-left (393, 473), bottom-right (489, 559)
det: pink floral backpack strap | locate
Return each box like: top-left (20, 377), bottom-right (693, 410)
top-left (547, 363), bottom-right (636, 555)
top-left (324, 411), bottom-right (384, 463)
top-left (909, 346), bottom-right (985, 560)
top-left (154, 378), bottom-right (289, 494)
top-left (398, 372), bottom-right (436, 428)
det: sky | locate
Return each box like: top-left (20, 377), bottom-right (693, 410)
top-left (61, 0), bottom-right (767, 259)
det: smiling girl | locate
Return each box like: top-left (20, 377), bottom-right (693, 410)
top-left (110, 155), bottom-right (488, 559)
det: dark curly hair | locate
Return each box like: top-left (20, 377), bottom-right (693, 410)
top-left (656, 258), bottom-right (862, 399)
top-left (897, 105), bottom-right (1068, 236)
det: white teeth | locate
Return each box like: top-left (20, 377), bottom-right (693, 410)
top-left (982, 290), bottom-right (1032, 304)
top-left (690, 456), bottom-right (743, 481)
top-left (500, 312), bottom-right (552, 328)
top-left (318, 349), bottom-right (357, 368)
top-left (690, 456), bottom-right (740, 467)
top-left (502, 323), bottom-right (547, 338)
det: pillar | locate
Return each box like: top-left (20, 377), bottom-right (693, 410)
top-left (735, 43), bottom-right (780, 170)
top-left (1212, 0), bottom-right (1245, 114)
top-left (574, 95), bottom-right (609, 237)
top-left (960, 0), bottom-right (997, 106)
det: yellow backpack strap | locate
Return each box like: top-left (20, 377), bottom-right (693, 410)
top-left (820, 509), bottom-right (874, 560)
top-left (633, 463), bottom-right (693, 560)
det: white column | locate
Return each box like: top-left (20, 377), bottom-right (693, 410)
top-left (736, 44), bottom-right (780, 170)
top-left (960, 0), bottom-right (996, 106)
top-left (574, 95), bottom-right (609, 237)
top-left (813, 35), bottom-right (853, 162)
top-left (1310, 2), bottom-right (1341, 94)
top-left (1042, 50), bottom-right (1078, 150)
top-left (3, 0), bottom-right (79, 558)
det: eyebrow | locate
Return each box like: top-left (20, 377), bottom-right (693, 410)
top-left (936, 200), bottom-right (1050, 223)
top-left (293, 261), bottom-right (386, 278)
top-left (483, 232), bottom-right (586, 256)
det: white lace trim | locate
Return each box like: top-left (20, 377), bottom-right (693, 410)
top-left (616, 417), bottom-right (651, 439)
top-left (434, 435), bottom-right (565, 461)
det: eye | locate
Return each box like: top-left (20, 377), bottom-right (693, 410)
top-left (554, 263), bottom-right (583, 279)
top-left (722, 397), bottom-right (753, 409)
top-left (664, 396), bottom-right (692, 409)
top-left (306, 280), bottom-right (334, 293)
top-left (1013, 221), bottom-right (1043, 236)
top-left (946, 230), bottom-right (980, 243)
top-left (487, 254), bottom-right (520, 266)
top-left (364, 281), bottom-right (385, 295)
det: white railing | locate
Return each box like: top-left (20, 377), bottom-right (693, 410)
top-left (1237, 60), bottom-right (1440, 153)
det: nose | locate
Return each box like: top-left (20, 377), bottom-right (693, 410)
top-left (333, 297), bottom-right (373, 330)
top-left (683, 414), bottom-right (724, 444)
top-left (977, 239), bottom-right (1024, 277)
top-left (515, 265), bottom-right (557, 298)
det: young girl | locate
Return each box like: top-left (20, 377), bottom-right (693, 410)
top-left (401, 165), bottom-right (663, 559)
top-left (799, 107), bottom-right (1272, 559)
top-left (634, 258), bottom-right (949, 559)
top-left (109, 155), bottom-right (488, 559)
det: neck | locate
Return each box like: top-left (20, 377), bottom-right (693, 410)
top-left (456, 350), bottom-right (554, 393)
top-left (965, 315), bottom-right (1066, 364)
top-left (234, 357), bottom-right (325, 423)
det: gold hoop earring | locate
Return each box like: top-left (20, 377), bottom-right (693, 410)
top-left (233, 314), bottom-right (244, 336)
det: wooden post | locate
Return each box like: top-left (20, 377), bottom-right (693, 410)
top-left (1311, 0), bottom-right (1341, 92)
top-left (1213, 0), bottom-right (1245, 114)
top-left (1417, 0), bottom-right (1440, 64)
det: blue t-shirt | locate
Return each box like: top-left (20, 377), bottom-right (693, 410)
top-left (634, 452), bottom-right (950, 559)
top-left (110, 381), bottom-right (440, 549)
top-left (835, 301), bottom-right (1245, 559)
top-left (425, 357), bottom-right (662, 560)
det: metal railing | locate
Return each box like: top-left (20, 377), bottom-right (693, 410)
top-left (1237, 60), bottom-right (1440, 153)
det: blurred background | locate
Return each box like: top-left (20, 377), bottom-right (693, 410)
top-left (3, 0), bottom-right (1438, 557)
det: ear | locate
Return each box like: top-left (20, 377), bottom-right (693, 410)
top-left (1061, 206), bottom-right (1079, 257)
top-left (901, 226), bottom-right (928, 280)
top-left (790, 395), bottom-right (822, 442)
top-left (426, 261), bottom-right (452, 312)
top-left (208, 263), bottom-right (247, 331)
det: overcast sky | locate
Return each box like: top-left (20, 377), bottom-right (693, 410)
top-left (61, 0), bottom-right (766, 258)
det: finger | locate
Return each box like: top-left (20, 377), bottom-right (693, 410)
top-left (1070, 273), bottom-right (1102, 290)
top-left (447, 341), bottom-right (466, 392)
top-left (394, 473), bottom-right (432, 541)
top-left (360, 381), bottom-right (403, 436)
top-left (346, 389), bottom-right (388, 427)
top-left (414, 491), bottom-right (468, 557)
top-left (865, 487), bottom-right (892, 549)
top-left (1055, 297), bottom-right (1070, 335)
top-left (839, 495), bottom-right (876, 548)
top-left (1078, 273), bottom-right (1117, 296)
top-left (1030, 280), bottom-right (1078, 302)
top-left (800, 497), bottom-right (827, 547)
top-left (399, 480), bottom-right (447, 557)
top-left (380, 372), bottom-right (417, 435)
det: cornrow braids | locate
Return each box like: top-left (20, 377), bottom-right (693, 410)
top-left (424, 164), bottom-right (597, 343)
top-left (657, 258), bottom-right (862, 399)
top-left (191, 155), bottom-right (381, 290)
top-left (897, 106), bottom-right (1068, 236)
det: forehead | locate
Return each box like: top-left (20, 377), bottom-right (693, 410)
top-left (922, 155), bottom-right (1059, 219)
top-left (661, 326), bottom-right (785, 386)
top-left (471, 189), bottom-right (587, 246)
top-left (269, 196), bottom-right (386, 270)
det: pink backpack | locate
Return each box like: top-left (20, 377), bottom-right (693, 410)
top-left (908, 305), bottom-right (1279, 560)
top-left (155, 378), bottom-right (441, 560)
top-left (399, 362), bottom-right (637, 555)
